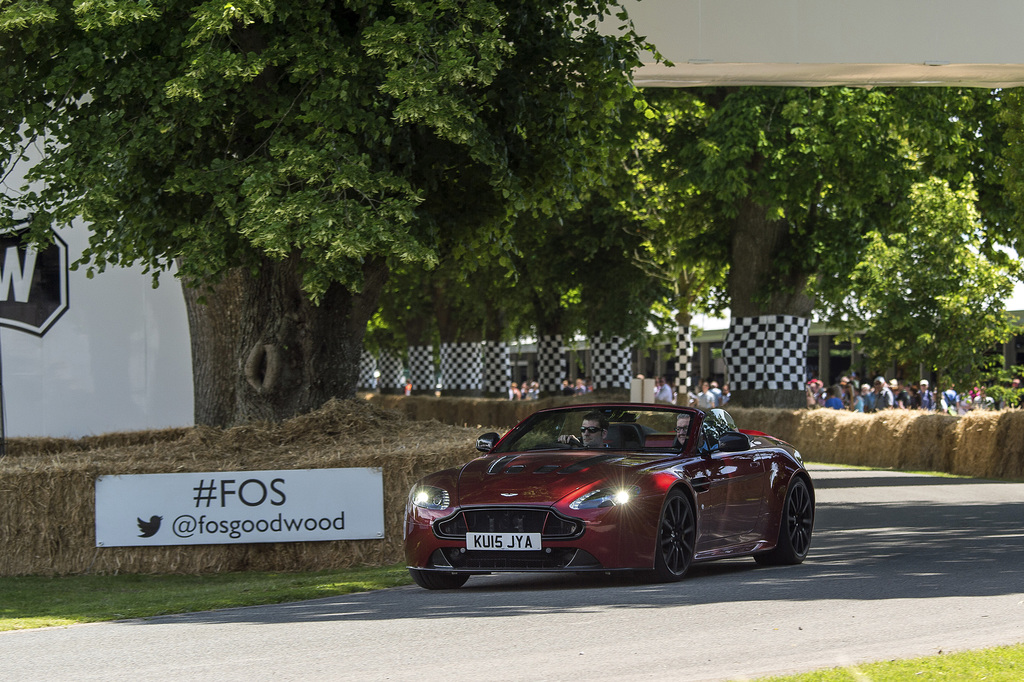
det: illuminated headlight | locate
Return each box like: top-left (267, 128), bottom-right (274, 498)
top-left (570, 486), bottom-right (641, 510)
top-left (411, 485), bottom-right (450, 511)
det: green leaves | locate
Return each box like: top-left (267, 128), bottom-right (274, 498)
top-left (844, 177), bottom-right (1017, 385)
top-left (0, 1), bottom-right (61, 31)
top-left (2, 0), bottom-right (648, 309)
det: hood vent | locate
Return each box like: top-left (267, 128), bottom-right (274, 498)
top-left (487, 455), bottom-right (519, 474)
top-left (559, 453), bottom-right (621, 474)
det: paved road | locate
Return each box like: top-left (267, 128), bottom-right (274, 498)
top-left (3, 466), bottom-right (1023, 681)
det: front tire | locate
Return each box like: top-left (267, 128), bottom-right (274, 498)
top-left (651, 489), bottom-right (696, 582)
top-left (755, 476), bottom-right (813, 566)
top-left (409, 569), bottom-right (470, 590)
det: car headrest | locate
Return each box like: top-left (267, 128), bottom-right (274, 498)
top-left (605, 423), bottom-right (643, 449)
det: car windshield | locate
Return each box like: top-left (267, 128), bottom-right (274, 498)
top-left (493, 406), bottom-right (697, 453)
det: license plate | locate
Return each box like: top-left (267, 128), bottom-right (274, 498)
top-left (466, 532), bottom-right (542, 551)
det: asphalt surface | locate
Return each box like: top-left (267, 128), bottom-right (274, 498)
top-left (3, 465), bottom-right (1023, 681)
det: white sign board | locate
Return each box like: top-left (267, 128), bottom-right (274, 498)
top-left (95, 468), bottom-right (384, 547)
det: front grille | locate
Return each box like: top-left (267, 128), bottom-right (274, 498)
top-left (434, 506), bottom-right (584, 540)
top-left (430, 548), bottom-right (601, 570)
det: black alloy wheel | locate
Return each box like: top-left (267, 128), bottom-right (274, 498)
top-left (755, 476), bottom-right (814, 565)
top-left (652, 489), bottom-right (696, 582)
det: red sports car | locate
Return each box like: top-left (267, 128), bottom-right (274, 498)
top-left (404, 403), bottom-right (814, 589)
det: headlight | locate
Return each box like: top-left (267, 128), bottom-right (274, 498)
top-left (411, 485), bottom-right (450, 510)
top-left (570, 486), bottom-right (641, 510)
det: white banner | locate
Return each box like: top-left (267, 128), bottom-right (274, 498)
top-left (95, 468), bottom-right (384, 547)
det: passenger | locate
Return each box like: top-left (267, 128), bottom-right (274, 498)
top-left (673, 413), bottom-right (691, 449)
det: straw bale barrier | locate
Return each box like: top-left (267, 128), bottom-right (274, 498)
top-left (368, 391), bottom-right (626, 428)
top-left (3, 396), bottom-right (1023, 577)
top-left (0, 400), bottom-right (484, 577)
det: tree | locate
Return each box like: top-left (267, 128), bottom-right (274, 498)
top-left (628, 86), bottom-right (1019, 406)
top-left (1, 0), bottom-right (650, 424)
top-left (619, 94), bottom-right (728, 391)
top-left (839, 177), bottom-right (1018, 386)
top-left (370, 178), bottom-right (667, 396)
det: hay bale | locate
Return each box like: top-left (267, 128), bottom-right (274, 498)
top-left (733, 406), bottom-right (960, 471)
top-left (993, 411), bottom-right (1024, 479)
top-left (0, 399), bottom-right (483, 576)
top-left (899, 413), bottom-right (958, 472)
top-left (949, 411), bottom-right (1006, 478)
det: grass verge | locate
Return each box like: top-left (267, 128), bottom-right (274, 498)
top-left (760, 644), bottom-right (1024, 681)
top-left (0, 563), bottom-right (412, 631)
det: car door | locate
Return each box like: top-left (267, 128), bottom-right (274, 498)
top-left (691, 411), bottom-right (767, 550)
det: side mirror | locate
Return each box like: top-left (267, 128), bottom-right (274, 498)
top-left (476, 432), bottom-right (500, 452)
top-left (718, 431), bottom-right (751, 453)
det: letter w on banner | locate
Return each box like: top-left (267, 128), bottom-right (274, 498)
top-left (0, 226), bottom-right (69, 336)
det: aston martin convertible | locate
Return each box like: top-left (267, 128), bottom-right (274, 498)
top-left (404, 403), bottom-right (814, 589)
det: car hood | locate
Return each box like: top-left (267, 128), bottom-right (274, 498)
top-left (456, 450), bottom-right (669, 507)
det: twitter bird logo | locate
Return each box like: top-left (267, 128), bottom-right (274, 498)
top-left (137, 515), bottom-right (162, 538)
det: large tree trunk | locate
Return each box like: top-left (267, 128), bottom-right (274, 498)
top-left (183, 254), bottom-right (387, 426)
top-left (182, 268), bottom-right (243, 428)
top-left (725, 198), bottom-right (815, 409)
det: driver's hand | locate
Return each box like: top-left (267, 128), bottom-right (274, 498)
top-left (557, 434), bottom-right (581, 445)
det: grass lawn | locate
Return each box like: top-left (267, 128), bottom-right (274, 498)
top-left (0, 563), bottom-right (412, 631)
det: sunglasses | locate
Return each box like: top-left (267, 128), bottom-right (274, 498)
top-left (580, 426), bottom-right (602, 434)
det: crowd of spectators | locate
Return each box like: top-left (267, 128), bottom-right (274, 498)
top-left (507, 377), bottom-right (597, 400)
top-left (504, 370), bottom-right (1018, 415)
top-left (805, 374), bottom-right (1020, 414)
top-left (649, 376), bottom-right (730, 409)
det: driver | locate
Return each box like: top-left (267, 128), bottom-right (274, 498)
top-left (557, 411), bottom-right (609, 448)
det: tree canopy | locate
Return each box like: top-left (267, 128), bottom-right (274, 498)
top-left (4, 0), bottom-right (1022, 413)
top-left (623, 86), bottom-right (1022, 397)
top-left (1, 0), bottom-right (648, 290)
top-left (1, 0), bottom-right (653, 423)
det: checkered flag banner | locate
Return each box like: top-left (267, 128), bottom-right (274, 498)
top-left (591, 335), bottom-right (631, 390)
top-left (722, 315), bottom-right (809, 391)
top-left (536, 335), bottom-right (565, 394)
top-left (407, 344), bottom-right (435, 393)
top-left (675, 325), bottom-right (693, 392)
top-left (483, 341), bottom-right (511, 395)
top-left (357, 349), bottom-right (377, 390)
top-left (377, 349), bottom-right (404, 391)
top-left (440, 341), bottom-right (483, 392)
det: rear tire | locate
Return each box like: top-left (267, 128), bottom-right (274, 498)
top-left (409, 569), bottom-right (470, 590)
top-left (755, 476), bottom-right (813, 566)
top-left (650, 489), bottom-right (696, 582)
